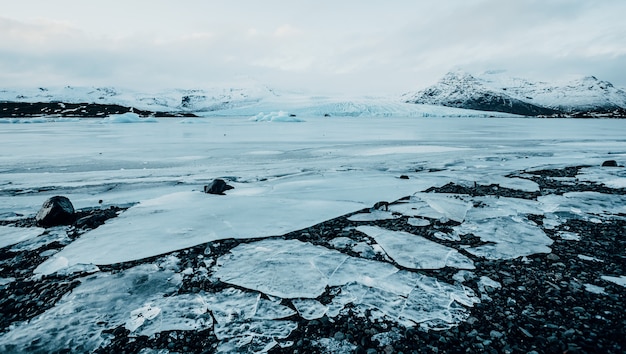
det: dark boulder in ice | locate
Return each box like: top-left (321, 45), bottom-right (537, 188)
top-left (35, 196), bottom-right (76, 227)
top-left (601, 160), bottom-right (618, 167)
top-left (204, 179), bottom-right (234, 195)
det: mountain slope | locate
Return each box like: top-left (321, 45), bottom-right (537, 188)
top-left (403, 71), bottom-right (626, 117)
top-left (0, 81), bottom-right (278, 117)
top-left (402, 71), bottom-right (558, 116)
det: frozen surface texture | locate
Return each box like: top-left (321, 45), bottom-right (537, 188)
top-left (1, 117), bottom-right (626, 353)
top-left (356, 226), bottom-right (475, 269)
top-left (215, 239), bottom-right (479, 330)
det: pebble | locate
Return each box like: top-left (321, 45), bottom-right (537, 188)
top-left (490, 330), bottom-right (504, 339)
top-left (334, 331), bottom-right (345, 341)
top-left (546, 253), bottom-right (560, 261)
top-left (563, 328), bottom-right (576, 338)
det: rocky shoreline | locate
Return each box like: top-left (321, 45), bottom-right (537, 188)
top-left (0, 165), bottom-right (625, 353)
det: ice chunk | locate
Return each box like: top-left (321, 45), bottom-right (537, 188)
top-left (407, 217), bottom-right (431, 227)
top-left (0, 277), bottom-right (15, 286)
top-left (577, 255), bottom-right (604, 262)
top-left (413, 193), bottom-right (472, 223)
top-left (465, 196), bottom-right (542, 221)
top-left (356, 226), bottom-right (475, 270)
top-left (455, 217), bottom-right (552, 260)
top-left (250, 111), bottom-right (304, 122)
top-left (539, 192), bottom-right (626, 220)
top-left (130, 294), bottom-right (215, 336)
top-left (584, 284), bottom-right (606, 294)
top-left (101, 112), bottom-right (157, 123)
top-left (214, 239), bottom-right (346, 299)
top-left (292, 299), bottom-right (328, 320)
top-left (215, 320), bottom-right (297, 353)
top-left (557, 231), bottom-right (581, 241)
top-left (433, 231), bottom-right (461, 241)
top-left (576, 166), bottom-right (626, 189)
top-left (254, 298), bottom-right (297, 320)
top-left (329, 236), bottom-right (355, 249)
top-left (601, 275), bottom-right (626, 287)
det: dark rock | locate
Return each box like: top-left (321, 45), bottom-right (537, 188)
top-left (203, 179), bottom-right (234, 195)
top-left (35, 196), bottom-right (75, 227)
top-left (0, 101), bottom-right (195, 118)
top-left (601, 160), bottom-right (618, 167)
top-left (399, 175), bottom-right (410, 180)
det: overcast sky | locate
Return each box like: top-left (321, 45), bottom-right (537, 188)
top-left (1, 0), bottom-right (625, 95)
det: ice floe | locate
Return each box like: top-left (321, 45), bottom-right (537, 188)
top-left (390, 193), bottom-right (472, 223)
top-left (214, 239), bottom-right (478, 330)
top-left (455, 216), bottom-right (552, 259)
top-left (356, 226), bottom-right (474, 269)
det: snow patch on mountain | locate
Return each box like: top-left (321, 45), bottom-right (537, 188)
top-left (403, 70), bottom-right (626, 116)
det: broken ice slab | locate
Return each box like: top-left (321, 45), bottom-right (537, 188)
top-left (455, 216), bottom-right (552, 260)
top-left (291, 299), bottom-right (328, 320)
top-left (576, 165), bottom-right (626, 189)
top-left (407, 217), bottom-right (431, 227)
top-left (214, 239), bottom-right (347, 299)
top-left (464, 196), bottom-right (542, 221)
top-left (390, 193), bottom-right (472, 223)
top-left (356, 226), bottom-right (474, 270)
top-left (539, 192), bottom-right (626, 220)
top-left (0, 261), bottom-right (184, 353)
top-left (215, 239), bottom-right (479, 330)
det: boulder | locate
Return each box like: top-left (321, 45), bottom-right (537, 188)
top-left (35, 196), bottom-right (75, 227)
top-left (601, 160), bottom-right (618, 167)
top-left (204, 179), bottom-right (234, 195)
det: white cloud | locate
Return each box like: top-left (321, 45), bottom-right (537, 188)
top-left (1, 1), bottom-right (625, 93)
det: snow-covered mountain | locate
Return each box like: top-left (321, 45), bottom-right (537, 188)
top-left (0, 84), bottom-right (519, 119)
top-left (403, 70), bottom-right (626, 117)
top-left (0, 80), bottom-right (279, 117)
top-left (3, 72), bottom-right (626, 118)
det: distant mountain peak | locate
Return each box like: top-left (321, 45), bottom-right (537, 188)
top-left (404, 71), bottom-right (626, 117)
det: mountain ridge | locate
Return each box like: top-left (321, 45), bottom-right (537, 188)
top-left (403, 70), bottom-right (626, 117)
top-left (2, 72), bottom-right (626, 118)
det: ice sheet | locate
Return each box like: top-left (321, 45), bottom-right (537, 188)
top-left (0, 225), bottom-right (45, 249)
top-left (35, 190), bottom-right (363, 274)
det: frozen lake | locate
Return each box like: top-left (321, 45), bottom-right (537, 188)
top-left (1, 116), bottom-right (626, 353)
top-left (1, 116), bottom-right (625, 269)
